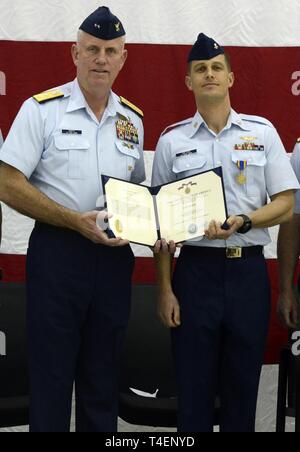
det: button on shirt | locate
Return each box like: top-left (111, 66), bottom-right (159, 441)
top-left (152, 110), bottom-right (300, 248)
top-left (290, 141), bottom-right (300, 214)
top-left (0, 79), bottom-right (145, 212)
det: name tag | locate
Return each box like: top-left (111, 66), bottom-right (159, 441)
top-left (176, 149), bottom-right (197, 158)
top-left (62, 129), bottom-right (82, 135)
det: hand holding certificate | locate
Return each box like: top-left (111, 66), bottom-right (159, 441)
top-left (102, 167), bottom-right (228, 247)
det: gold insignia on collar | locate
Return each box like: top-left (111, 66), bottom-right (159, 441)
top-left (297, 137), bottom-right (300, 143)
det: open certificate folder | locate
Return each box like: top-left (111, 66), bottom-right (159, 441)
top-left (102, 167), bottom-right (228, 247)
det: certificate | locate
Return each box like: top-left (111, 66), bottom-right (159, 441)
top-left (102, 167), bottom-right (228, 247)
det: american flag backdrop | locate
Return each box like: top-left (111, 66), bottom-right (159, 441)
top-left (0, 0), bottom-right (300, 362)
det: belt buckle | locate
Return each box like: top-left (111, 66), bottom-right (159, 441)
top-left (226, 247), bottom-right (242, 259)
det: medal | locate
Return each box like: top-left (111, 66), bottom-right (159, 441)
top-left (236, 160), bottom-right (247, 185)
top-left (236, 172), bottom-right (247, 185)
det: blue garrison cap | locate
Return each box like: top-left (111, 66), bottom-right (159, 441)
top-left (79, 6), bottom-right (125, 40)
top-left (188, 33), bottom-right (225, 62)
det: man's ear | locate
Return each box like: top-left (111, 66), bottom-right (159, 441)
top-left (228, 71), bottom-right (235, 89)
top-left (71, 44), bottom-right (79, 67)
top-left (185, 75), bottom-right (193, 92)
top-left (120, 48), bottom-right (128, 70)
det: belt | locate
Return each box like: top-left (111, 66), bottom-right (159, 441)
top-left (182, 245), bottom-right (263, 259)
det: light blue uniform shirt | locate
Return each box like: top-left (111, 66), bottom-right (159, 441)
top-left (290, 141), bottom-right (300, 214)
top-left (0, 79), bottom-right (145, 212)
top-left (152, 109), bottom-right (300, 248)
top-left (0, 129), bottom-right (3, 148)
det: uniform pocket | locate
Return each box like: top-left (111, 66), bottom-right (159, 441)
top-left (54, 135), bottom-right (90, 179)
top-left (172, 152), bottom-right (207, 178)
top-left (231, 151), bottom-right (267, 197)
top-left (115, 141), bottom-right (141, 178)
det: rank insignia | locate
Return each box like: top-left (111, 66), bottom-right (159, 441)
top-left (297, 137), bottom-right (300, 143)
top-left (33, 89), bottom-right (64, 104)
top-left (116, 119), bottom-right (139, 144)
top-left (119, 97), bottom-right (144, 119)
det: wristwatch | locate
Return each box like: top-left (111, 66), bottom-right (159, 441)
top-left (236, 214), bottom-right (252, 234)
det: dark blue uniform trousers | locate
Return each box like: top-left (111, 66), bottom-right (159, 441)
top-left (26, 223), bottom-right (135, 432)
top-left (172, 246), bottom-right (271, 432)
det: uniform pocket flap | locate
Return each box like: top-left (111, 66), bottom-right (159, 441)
top-left (54, 135), bottom-right (90, 151)
top-left (231, 151), bottom-right (266, 167)
top-left (172, 152), bottom-right (207, 174)
top-left (115, 141), bottom-right (140, 160)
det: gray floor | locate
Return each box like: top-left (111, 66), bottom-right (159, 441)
top-left (0, 366), bottom-right (296, 433)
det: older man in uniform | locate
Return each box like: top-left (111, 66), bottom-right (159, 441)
top-left (278, 138), bottom-right (300, 328)
top-left (0, 7), bottom-right (145, 432)
top-left (152, 33), bottom-right (299, 432)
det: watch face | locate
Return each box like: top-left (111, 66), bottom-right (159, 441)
top-left (243, 221), bottom-right (252, 232)
top-left (238, 215), bottom-right (252, 234)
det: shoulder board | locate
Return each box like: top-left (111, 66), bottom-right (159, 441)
top-left (33, 89), bottom-right (65, 104)
top-left (161, 118), bottom-right (193, 136)
top-left (119, 96), bottom-right (144, 118)
top-left (239, 114), bottom-right (274, 128)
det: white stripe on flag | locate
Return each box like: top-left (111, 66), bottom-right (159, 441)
top-left (1, 0), bottom-right (300, 45)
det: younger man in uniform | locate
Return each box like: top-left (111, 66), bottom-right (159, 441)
top-left (152, 34), bottom-right (299, 432)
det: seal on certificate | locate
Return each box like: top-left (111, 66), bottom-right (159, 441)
top-left (188, 224), bottom-right (198, 235)
top-left (115, 219), bottom-right (123, 234)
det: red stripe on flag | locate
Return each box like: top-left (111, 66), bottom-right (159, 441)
top-left (0, 42), bottom-right (300, 150)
